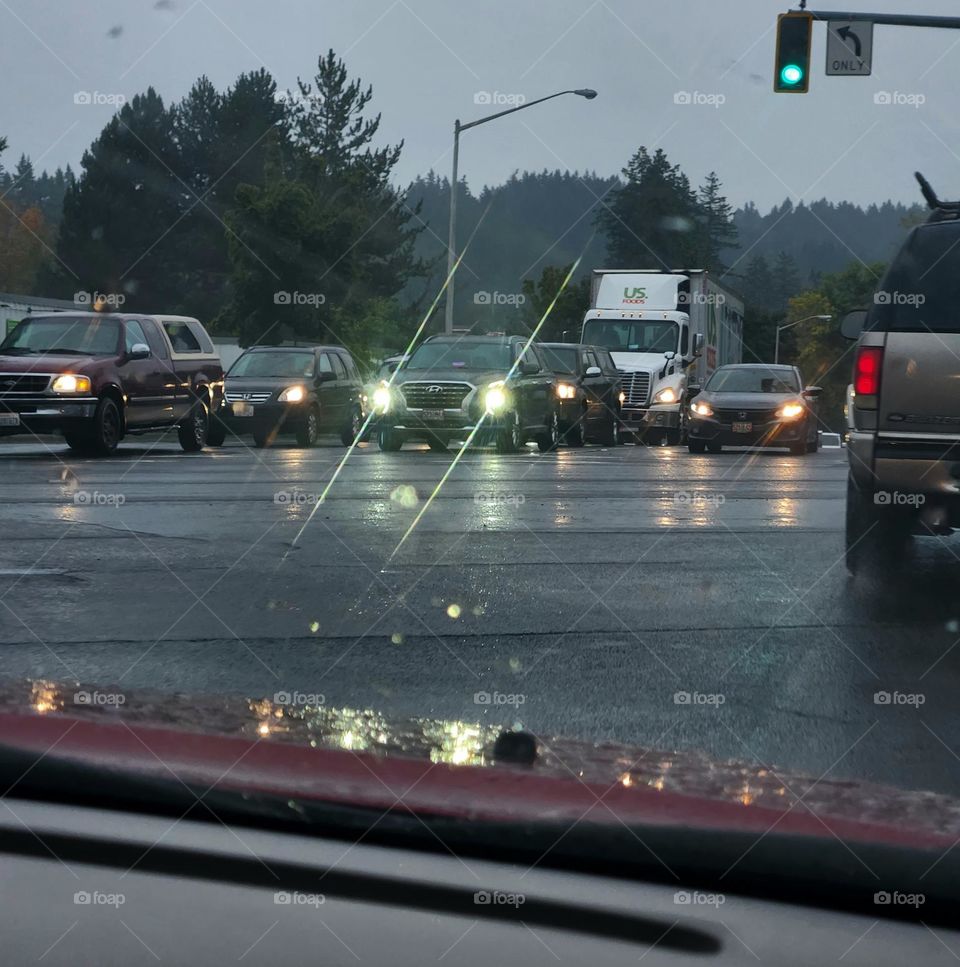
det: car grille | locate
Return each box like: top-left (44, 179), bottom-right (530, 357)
top-left (400, 382), bottom-right (471, 409)
top-left (619, 371), bottom-right (651, 407)
top-left (714, 408), bottom-right (778, 425)
top-left (0, 373), bottom-right (51, 395)
top-left (225, 391), bottom-right (273, 404)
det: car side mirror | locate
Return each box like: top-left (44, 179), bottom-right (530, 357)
top-left (128, 343), bottom-right (150, 359)
top-left (840, 310), bottom-right (867, 340)
top-left (688, 382), bottom-right (701, 398)
top-left (584, 365), bottom-right (602, 377)
top-left (315, 371), bottom-right (336, 383)
top-left (803, 386), bottom-right (823, 398)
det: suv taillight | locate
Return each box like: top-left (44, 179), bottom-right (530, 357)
top-left (853, 345), bottom-right (883, 407)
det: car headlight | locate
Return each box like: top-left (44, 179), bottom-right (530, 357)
top-left (484, 383), bottom-right (508, 413)
top-left (653, 386), bottom-right (679, 405)
top-left (777, 401), bottom-right (805, 420)
top-left (278, 385), bottom-right (306, 403)
top-left (372, 385), bottom-right (392, 413)
top-left (690, 401), bottom-right (713, 417)
top-left (555, 382), bottom-right (577, 400)
top-left (50, 374), bottom-right (91, 394)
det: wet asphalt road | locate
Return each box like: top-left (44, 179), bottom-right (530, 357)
top-left (2, 433), bottom-right (960, 798)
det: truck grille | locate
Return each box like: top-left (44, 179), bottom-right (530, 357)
top-left (225, 391), bottom-right (273, 404)
top-left (400, 382), bottom-right (471, 409)
top-left (714, 407), bottom-right (778, 425)
top-left (0, 373), bottom-right (51, 395)
top-left (619, 371), bottom-right (651, 407)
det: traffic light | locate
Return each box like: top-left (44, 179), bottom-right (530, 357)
top-left (774, 12), bottom-right (813, 93)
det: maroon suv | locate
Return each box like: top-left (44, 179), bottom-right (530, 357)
top-left (0, 312), bottom-right (223, 455)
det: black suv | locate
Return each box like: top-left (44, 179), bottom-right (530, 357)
top-left (372, 335), bottom-right (560, 452)
top-left (539, 342), bottom-right (623, 446)
top-left (210, 345), bottom-right (364, 449)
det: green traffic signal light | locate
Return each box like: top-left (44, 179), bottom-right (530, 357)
top-left (774, 12), bottom-right (813, 93)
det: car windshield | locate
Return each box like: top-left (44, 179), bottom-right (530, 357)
top-left (405, 340), bottom-right (512, 370)
top-left (229, 351), bottom-right (315, 378)
top-left (581, 319), bottom-right (677, 353)
top-left (540, 346), bottom-right (579, 374)
top-left (706, 368), bottom-right (799, 393)
top-left (0, 316), bottom-right (121, 356)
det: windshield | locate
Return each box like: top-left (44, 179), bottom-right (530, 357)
top-left (229, 351), bottom-right (315, 378)
top-left (0, 316), bottom-right (121, 356)
top-left (706, 367), bottom-right (799, 393)
top-left (540, 346), bottom-right (579, 374)
top-left (581, 319), bottom-right (677, 353)
top-left (406, 340), bottom-right (512, 370)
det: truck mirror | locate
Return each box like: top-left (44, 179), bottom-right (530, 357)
top-left (840, 310), bottom-right (867, 340)
top-left (693, 333), bottom-right (705, 356)
top-left (663, 350), bottom-right (676, 360)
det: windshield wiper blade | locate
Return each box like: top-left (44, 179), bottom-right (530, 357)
top-left (45, 348), bottom-right (87, 355)
top-left (0, 347), bottom-right (35, 355)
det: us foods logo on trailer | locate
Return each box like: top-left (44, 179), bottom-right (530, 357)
top-left (622, 287), bottom-right (647, 305)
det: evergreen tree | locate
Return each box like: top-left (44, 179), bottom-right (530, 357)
top-left (697, 171), bottom-right (737, 272)
top-left (520, 264), bottom-right (591, 342)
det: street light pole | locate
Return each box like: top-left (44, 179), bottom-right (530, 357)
top-left (443, 88), bottom-right (598, 335)
top-left (774, 313), bottom-right (831, 363)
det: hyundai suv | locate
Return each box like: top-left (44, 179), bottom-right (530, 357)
top-left (842, 173), bottom-right (960, 573)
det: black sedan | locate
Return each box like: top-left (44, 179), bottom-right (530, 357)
top-left (538, 343), bottom-right (623, 446)
top-left (687, 364), bottom-right (821, 455)
top-left (209, 346), bottom-right (364, 448)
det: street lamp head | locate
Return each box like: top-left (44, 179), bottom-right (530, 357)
top-left (573, 88), bottom-right (598, 99)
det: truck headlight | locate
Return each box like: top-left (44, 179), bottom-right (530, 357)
top-left (372, 385), bottom-right (392, 413)
top-left (51, 374), bottom-right (92, 394)
top-left (777, 401), bottom-right (805, 420)
top-left (690, 401), bottom-right (713, 417)
top-left (278, 385), bottom-right (306, 403)
top-left (555, 383), bottom-right (577, 400)
top-left (484, 384), bottom-right (508, 413)
top-left (653, 386), bottom-right (679, 404)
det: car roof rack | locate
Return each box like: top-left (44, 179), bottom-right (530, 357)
top-left (916, 171), bottom-right (960, 223)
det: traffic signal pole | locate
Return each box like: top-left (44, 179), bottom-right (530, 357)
top-left (801, 10), bottom-right (960, 30)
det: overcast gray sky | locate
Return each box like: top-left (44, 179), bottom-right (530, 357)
top-left (2, 0), bottom-right (959, 210)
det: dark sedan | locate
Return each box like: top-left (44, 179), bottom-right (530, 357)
top-left (209, 346), bottom-right (364, 449)
top-left (687, 363), bottom-right (821, 455)
top-left (538, 342), bottom-right (623, 446)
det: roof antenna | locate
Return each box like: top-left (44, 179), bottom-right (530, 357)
top-left (915, 171), bottom-right (939, 210)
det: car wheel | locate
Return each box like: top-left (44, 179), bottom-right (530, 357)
top-left (789, 438), bottom-right (806, 456)
top-left (86, 397), bottom-right (122, 456)
top-left (564, 415), bottom-right (586, 448)
top-left (537, 410), bottom-right (561, 452)
top-left (64, 430), bottom-right (92, 453)
top-left (806, 427), bottom-right (819, 453)
top-left (296, 405), bottom-right (321, 448)
top-left (598, 410), bottom-right (620, 446)
top-left (378, 427), bottom-right (403, 452)
top-left (178, 395), bottom-right (208, 452)
top-left (495, 412), bottom-right (522, 454)
top-left (706, 441), bottom-right (723, 453)
top-left (206, 417), bottom-right (226, 448)
top-left (687, 439), bottom-right (706, 453)
top-left (845, 473), bottom-right (912, 576)
top-left (340, 407), bottom-right (362, 447)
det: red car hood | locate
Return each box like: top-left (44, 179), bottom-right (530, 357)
top-left (2, 678), bottom-right (957, 850)
top-left (0, 353), bottom-right (100, 373)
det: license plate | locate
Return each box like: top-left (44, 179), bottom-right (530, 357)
top-left (232, 402), bottom-right (254, 417)
top-left (0, 413), bottom-right (20, 427)
top-left (732, 421), bottom-right (752, 433)
top-left (421, 408), bottom-right (444, 422)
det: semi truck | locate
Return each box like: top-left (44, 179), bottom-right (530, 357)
top-left (580, 269), bottom-right (744, 444)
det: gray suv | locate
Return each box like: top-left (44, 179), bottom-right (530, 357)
top-left (842, 173), bottom-right (960, 573)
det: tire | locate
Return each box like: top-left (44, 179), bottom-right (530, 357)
top-left (706, 441), bottom-right (723, 453)
top-left (789, 438), bottom-right (806, 456)
top-left (564, 415), bottom-right (586, 448)
top-left (806, 428), bottom-right (819, 453)
top-left (178, 395), bottom-right (208, 452)
top-left (253, 428), bottom-right (273, 449)
top-left (206, 417), bottom-right (226, 448)
top-left (495, 411), bottom-right (522, 454)
top-left (845, 474), bottom-right (912, 576)
top-left (537, 410), bottom-right (561, 452)
top-left (85, 397), bottom-right (122, 456)
top-left (296, 405), bottom-right (321, 448)
top-left (687, 439), bottom-right (706, 453)
top-left (378, 427), bottom-right (403, 452)
top-left (340, 408), bottom-right (362, 447)
top-left (598, 410), bottom-right (620, 446)
top-left (64, 431), bottom-right (91, 453)
top-left (427, 435), bottom-right (448, 452)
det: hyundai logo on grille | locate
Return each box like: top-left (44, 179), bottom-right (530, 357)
top-left (427, 385), bottom-right (443, 394)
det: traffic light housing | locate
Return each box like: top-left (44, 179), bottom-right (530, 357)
top-left (774, 12), bottom-right (813, 93)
